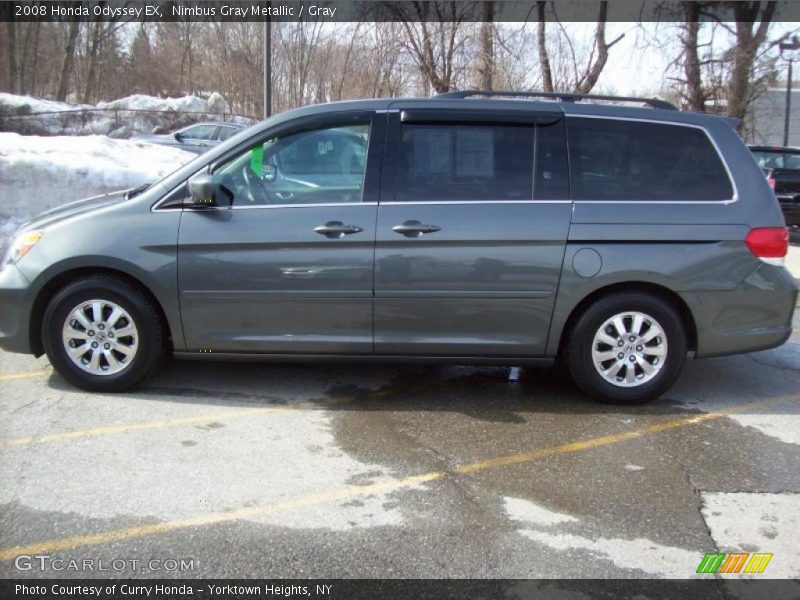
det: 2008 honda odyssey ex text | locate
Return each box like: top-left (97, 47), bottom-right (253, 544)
top-left (1, 91), bottom-right (797, 404)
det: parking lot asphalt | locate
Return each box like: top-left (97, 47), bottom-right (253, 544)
top-left (0, 311), bottom-right (798, 584)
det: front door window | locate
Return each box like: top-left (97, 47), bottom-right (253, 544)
top-left (211, 123), bottom-right (370, 206)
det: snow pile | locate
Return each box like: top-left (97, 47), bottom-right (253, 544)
top-left (0, 92), bottom-right (248, 137)
top-left (0, 132), bottom-right (195, 246)
top-left (0, 93), bottom-right (90, 114)
top-left (97, 94), bottom-right (209, 113)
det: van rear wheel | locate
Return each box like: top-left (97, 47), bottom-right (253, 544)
top-left (42, 275), bottom-right (164, 392)
top-left (566, 292), bottom-right (687, 404)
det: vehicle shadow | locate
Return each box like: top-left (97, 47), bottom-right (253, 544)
top-left (43, 341), bottom-right (800, 419)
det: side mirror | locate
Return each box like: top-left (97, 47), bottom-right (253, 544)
top-left (174, 132), bottom-right (183, 141)
top-left (187, 172), bottom-right (232, 208)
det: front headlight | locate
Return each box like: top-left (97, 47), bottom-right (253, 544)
top-left (3, 230), bottom-right (45, 266)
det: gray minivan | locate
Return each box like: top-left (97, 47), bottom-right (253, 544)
top-left (0, 91), bottom-right (796, 404)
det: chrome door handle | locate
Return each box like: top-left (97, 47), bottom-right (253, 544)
top-left (392, 220), bottom-right (442, 238)
top-left (314, 221), bottom-right (364, 239)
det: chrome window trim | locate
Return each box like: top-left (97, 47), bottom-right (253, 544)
top-left (152, 175), bottom-right (379, 212)
top-left (379, 200), bottom-right (571, 205)
top-left (153, 113), bottom-right (738, 210)
top-left (227, 202), bottom-right (377, 210)
top-left (566, 114), bottom-right (739, 205)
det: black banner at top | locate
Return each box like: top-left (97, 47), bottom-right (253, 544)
top-left (3, 0), bottom-right (800, 23)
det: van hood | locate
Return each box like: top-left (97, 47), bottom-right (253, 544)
top-left (17, 187), bottom-right (142, 233)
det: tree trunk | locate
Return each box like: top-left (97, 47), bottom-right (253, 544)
top-left (30, 22), bottom-right (40, 95)
top-left (574, 1), bottom-right (621, 94)
top-left (6, 22), bottom-right (18, 94)
top-left (56, 20), bottom-right (80, 101)
top-left (726, 2), bottom-right (776, 122)
top-left (536, 2), bottom-right (553, 92)
top-left (476, 2), bottom-right (494, 90)
top-left (83, 21), bottom-right (103, 103)
top-left (682, 2), bottom-right (705, 112)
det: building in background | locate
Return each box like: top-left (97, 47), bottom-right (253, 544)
top-left (750, 87), bottom-right (800, 147)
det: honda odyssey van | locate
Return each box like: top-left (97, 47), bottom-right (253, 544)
top-left (0, 91), bottom-right (796, 404)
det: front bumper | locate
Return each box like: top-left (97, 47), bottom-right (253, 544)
top-left (682, 262), bottom-right (799, 358)
top-left (0, 264), bottom-right (35, 354)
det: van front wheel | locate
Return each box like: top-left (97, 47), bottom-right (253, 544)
top-left (42, 275), bottom-right (164, 392)
top-left (566, 293), bottom-right (687, 404)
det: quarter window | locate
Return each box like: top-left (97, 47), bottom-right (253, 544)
top-left (567, 118), bottom-right (734, 201)
top-left (211, 123), bottom-right (370, 206)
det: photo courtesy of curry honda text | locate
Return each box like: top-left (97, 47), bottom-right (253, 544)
top-left (0, 91), bottom-right (797, 404)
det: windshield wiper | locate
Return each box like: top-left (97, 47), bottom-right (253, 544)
top-left (125, 183), bottom-right (152, 199)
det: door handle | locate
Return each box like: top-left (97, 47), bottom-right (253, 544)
top-left (314, 221), bottom-right (364, 239)
top-left (392, 220), bottom-right (442, 238)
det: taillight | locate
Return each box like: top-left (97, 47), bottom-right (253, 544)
top-left (744, 227), bottom-right (788, 266)
top-left (767, 175), bottom-right (776, 191)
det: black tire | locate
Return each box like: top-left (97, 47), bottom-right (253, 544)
top-left (42, 275), bottom-right (165, 392)
top-left (565, 292), bottom-right (687, 405)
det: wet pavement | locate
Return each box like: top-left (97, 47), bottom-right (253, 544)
top-left (0, 312), bottom-right (798, 585)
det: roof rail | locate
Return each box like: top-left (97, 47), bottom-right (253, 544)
top-left (436, 90), bottom-right (678, 111)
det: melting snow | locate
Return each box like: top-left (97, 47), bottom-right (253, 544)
top-left (504, 497), bottom-right (579, 526)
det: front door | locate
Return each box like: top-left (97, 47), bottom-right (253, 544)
top-left (178, 112), bottom-right (384, 354)
top-left (374, 107), bottom-right (572, 357)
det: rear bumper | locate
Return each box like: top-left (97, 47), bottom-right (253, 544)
top-left (778, 199), bottom-right (800, 227)
top-left (682, 263), bottom-right (798, 358)
top-left (0, 264), bottom-right (34, 354)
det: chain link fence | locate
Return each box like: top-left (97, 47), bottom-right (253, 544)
top-left (0, 106), bottom-right (254, 138)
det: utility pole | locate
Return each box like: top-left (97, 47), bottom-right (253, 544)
top-left (785, 60), bottom-right (793, 147)
top-left (263, 9), bottom-right (272, 119)
top-left (780, 36), bottom-right (800, 146)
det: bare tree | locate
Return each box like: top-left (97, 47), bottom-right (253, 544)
top-left (386, 1), bottom-right (473, 94)
top-left (680, 2), bottom-right (706, 111)
top-left (669, 0), bottom-right (789, 129)
top-left (536, 2), bottom-right (553, 92)
top-left (5, 22), bottom-right (19, 94)
top-left (573, 2), bottom-right (624, 93)
top-left (535, 1), bottom-right (624, 94)
top-left (475, 2), bottom-right (495, 90)
top-left (56, 19), bottom-right (81, 101)
top-left (727, 1), bottom-right (778, 120)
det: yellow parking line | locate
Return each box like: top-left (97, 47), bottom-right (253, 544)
top-left (1, 396), bottom-right (353, 448)
top-left (454, 412), bottom-right (718, 475)
top-left (0, 368), bottom-right (50, 382)
top-left (0, 396), bottom-right (782, 560)
top-left (0, 472), bottom-right (444, 560)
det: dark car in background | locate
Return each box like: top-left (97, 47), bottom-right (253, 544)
top-left (136, 122), bottom-right (245, 154)
top-left (749, 145), bottom-right (800, 231)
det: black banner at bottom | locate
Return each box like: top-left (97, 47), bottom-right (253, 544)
top-left (3, 579), bottom-right (800, 600)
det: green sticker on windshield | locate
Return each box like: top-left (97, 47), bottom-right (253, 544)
top-left (250, 144), bottom-right (264, 177)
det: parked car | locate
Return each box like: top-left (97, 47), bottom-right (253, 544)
top-left (748, 145), bottom-right (800, 230)
top-left (136, 122), bottom-right (245, 154)
top-left (1, 91), bottom-right (796, 404)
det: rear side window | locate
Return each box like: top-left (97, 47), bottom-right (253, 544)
top-left (396, 124), bottom-right (534, 201)
top-left (567, 118), bottom-right (733, 201)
